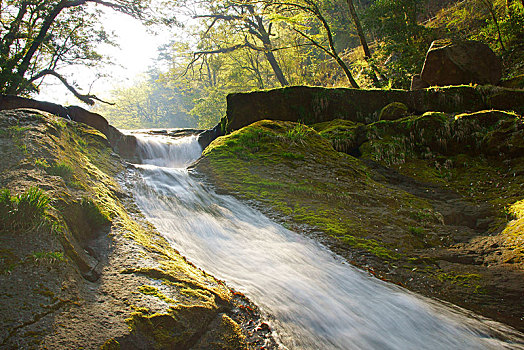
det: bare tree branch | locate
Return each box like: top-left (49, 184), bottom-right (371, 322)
top-left (29, 69), bottom-right (114, 105)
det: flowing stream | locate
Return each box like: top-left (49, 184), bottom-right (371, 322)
top-left (126, 133), bottom-right (524, 349)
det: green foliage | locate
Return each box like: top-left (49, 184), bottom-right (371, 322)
top-left (363, 0), bottom-right (433, 88)
top-left (285, 123), bottom-right (312, 144)
top-left (408, 226), bottom-right (425, 237)
top-left (94, 73), bottom-right (198, 129)
top-left (46, 162), bottom-right (74, 181)
top-left (190, 87), bottom-right (228, 129)
top-left (281, 152), bottom-right (305, 160)
top-left (0, 187), bottom-right (50, 233)
top-left (0, 0), bottom-right (178, 103)
top-left (35, 159), bottom-right (50, 169)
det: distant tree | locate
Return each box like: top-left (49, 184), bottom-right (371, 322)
top-left (0, 0), bottom-right (177, 104)
top-left (363, 0), bottom-right (431, 88)
top-left (479, 0), bottom-right (506, 50)
top-left (93, 71), bottom-right (197, 129)
top-left (266, 0), bottom-right (360, 88)
top-left (189, 1), bottom-right (290, 86)
top-left (344, 0), bottom-right (382, 86)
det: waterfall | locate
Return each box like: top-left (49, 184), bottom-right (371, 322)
top-left (126, 134), bottom-right (524, 350)
top-left (134, 133), bottom-right (202, 168)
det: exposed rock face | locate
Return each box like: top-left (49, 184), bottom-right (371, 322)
top-left (0, 95), bottom-right (137, 158)
top-left (198, 123), bottom-right (226, 150)
top-left (420, 39), bottom-right (502, 86)
top-left (223, 86), bottom-right (524, 133)
top-left (410, 74), bottom-right (430, 90)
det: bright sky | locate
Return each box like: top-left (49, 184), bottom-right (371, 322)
top-left (38, 10), bottom-right (172, 106)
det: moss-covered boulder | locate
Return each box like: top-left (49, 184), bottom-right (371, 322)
top-left (312, 119), bottom-right (367, 156)
top-left (0, 110), bottom-right (273, 349)
top-left (196, 116), bottom-right (524, 331)
top-left (379, 102), bottom-right (409, 121)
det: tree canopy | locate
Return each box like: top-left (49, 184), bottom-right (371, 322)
top-left (0, 0), bottom-right (177, 104)
top-left (3, 0), bottom-right (523, 128)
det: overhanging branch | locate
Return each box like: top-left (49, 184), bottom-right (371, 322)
top-left (30, 69), bottom-right (114, 106)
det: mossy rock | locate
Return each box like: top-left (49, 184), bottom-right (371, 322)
top-left (198, 115), bottom-right (524, 331)
top-left (379, 102), bottom-right (409, 121)
top-left (198, 119), bottom-right (436, 259)
top-left (312, 119), bottom-right (367, 155)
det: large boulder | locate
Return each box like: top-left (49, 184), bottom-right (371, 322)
top-left (420, 39), bottom-right (502, 86)
top-left (0, 95), bottom-right (137, 158)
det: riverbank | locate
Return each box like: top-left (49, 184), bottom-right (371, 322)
top-left (195, 110), bottom-right (524, 331)
top-left (0, 110), bottom-right (274, 348)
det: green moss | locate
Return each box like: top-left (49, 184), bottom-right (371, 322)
top-left (27, 251), bottom-right (65, 265)
top-left (312, 119), bottom-right (367, 154)
top-left (125, 303), bottom-right (218, 349)
top-left (199, 120), bottom-right (422, 260)
top-left (341, 235), bottom-right (401, 261)
top-left (46, 161), bottom-right (74, 181)
top-left (138, 285), bottom-right (177, 304)
top-left (213, 314), bottom-right (248, 350)
top-left (80, 197), bottom-right (111, 228)
top-left (436, 272), bottom-right (482, 288)
top-left (0, 248), bottom-right (18, 274)
top-left (379, 102), bottom-right (408, 121)
top-left (408, 226), bottom-right (425, 237)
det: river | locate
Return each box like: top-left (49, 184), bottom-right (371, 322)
top-left (125, 133), bottom-right (524, 349)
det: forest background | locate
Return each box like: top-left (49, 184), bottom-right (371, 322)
top-left (2, 0), bottom-right (523, 129)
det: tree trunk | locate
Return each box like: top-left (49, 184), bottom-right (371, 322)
top-left (346, 0), bottom-right (371, 57)
top-left (314, 4), bottom-right (359, 88)
top-left (248, 7), bottom-right (289, 86)
top-left (264, 50), bottom-right (289, 86)
top-left (346, 0), bottom-right (382, 86)
top-left (9, 0), bottom-right (90, 94)
top-left (481, 0), bottom-right (506, 51)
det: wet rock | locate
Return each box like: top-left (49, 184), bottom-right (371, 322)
top-left (420, 39), bottom-right (502, 86)
top-left (0, 110), bottom-right (275, 348)
top-left (198, 123), bottom-right (225, 149)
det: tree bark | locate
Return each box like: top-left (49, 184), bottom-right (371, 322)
top-left (480, 0), bottom-right (506, 51)
top-left (248, 6), bottom-right (289, 86)
top-left (346, 0), bottom-right (371, 58)
top-left (264, 50), bottom-right (289, 86)
top-left (345, 0), bottom-right (381, 86)
top-left (314, 2), bottom-right (359, 88)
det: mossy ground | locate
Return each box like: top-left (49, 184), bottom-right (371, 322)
top-left (0, 110), bottom-right (270, 349)
top-left (197, 113), bottom-right (524, 331)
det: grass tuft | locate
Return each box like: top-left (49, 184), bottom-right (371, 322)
top-left (0, 187), bottom-right (50, 233)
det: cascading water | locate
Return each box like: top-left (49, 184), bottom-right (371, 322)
top-left (126, 133), bottom-right (524, 349)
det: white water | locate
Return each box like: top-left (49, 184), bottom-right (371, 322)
top-left (127, 134), bottom-right (524, 349)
